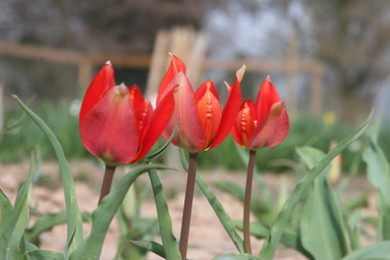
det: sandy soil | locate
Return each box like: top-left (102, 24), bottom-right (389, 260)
top-left (0, 160), bottom-right (376, 260)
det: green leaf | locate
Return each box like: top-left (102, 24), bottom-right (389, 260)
top-left (213, 180), bottom-right (274, 225)
top-left (25, 211), bottom-right (66, 244)
top-left (212, 253), bottom-right (263, 260)
top-left (347, 211), bottom-right (363, 250)
top-left (362, 141), bottom-right (390, 207)
top-left (0, 153), bottom-right (36, 259)
top-left (13, 95), bottom-right (84, 255)
top-left (259, 112), bottom-right (372, 260)
top-left (0, 188), bottom-right (13, 228)
top-left (342, 241), bottom-right (390, 260)
top-left (300, 173), bottom-right (350, 259)
top-left (296, 146), bottom-right (327, 169)
top-left (70, 164), bottom-right (168, 260)
top-left (25, 211), bottom-right (91, 245)
top-left (130, 240), bottom-right (166, 258)
top-left (196, 174), bottom-right (245, 253)
top-left (234, 221), bottom-right (312, 259)
top-left (341, 189), bottom-right (370, 212)
top-left (26, 243), bottom-right (65, 260)
top-left (297, 146), bottom-right (350, 260)
top-left (363, 123), bottom-right (390, 240)
top-left (144, 124), bottom-right (179, 163)
top-left (148, 169), bottom-right (181, 260)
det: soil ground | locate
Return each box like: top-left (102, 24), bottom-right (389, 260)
top-left (0, 160), bottom-right (377, 260)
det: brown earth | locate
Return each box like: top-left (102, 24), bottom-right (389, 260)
top-left (0, 160), bottom-right (377, 260)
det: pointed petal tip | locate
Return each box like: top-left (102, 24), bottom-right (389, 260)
top-left (236, 64), bottom-right (246, 83)
top-left (266, 75), bottom-right (271, 82)
top-left (105, 60), bottom-right (112, 66)
top-left (224, 81), bottom-right (232, 90)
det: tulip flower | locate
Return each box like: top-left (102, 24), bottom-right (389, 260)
top-left (79, 61), bottom-right (175, 205)
top-left (232, 76), bottom-right (289, 150)
top-left (157, 54), bottom-right (243, 259)
top-left (232, 76), bottom-right (289, 253)
top-left (157, 54), bottom-right (243, 152)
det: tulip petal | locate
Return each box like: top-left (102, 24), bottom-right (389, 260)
top-left (79, 62), bottom-right (115, 127)
top-left (195, 80), bottom-right (222, 147)
top-left (157, 54), bottom-right (186, 104)
top-left (133, 87), bottom-right (176, 162)
top-left (163, 73), bottom-right (206, 152)
top-left (128, 85), bottom-right (153, 143)
top-left (247, 102), bottom-right (289, 150)
top-left (80, 85), bottom-right (139, 165)
top-left (231, 99), bottom-right (257, 148)
top-left (255, 76), bottom-right (282, 123)
top-left (208, 77), bottom-right (242, 150)
top-left (128, 85), bottom-right (145, 111)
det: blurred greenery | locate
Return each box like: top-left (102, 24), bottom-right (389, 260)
top-left (0, 98), bottom-right (88, 162)
top-left (0, 98), bottom-right (382, 175)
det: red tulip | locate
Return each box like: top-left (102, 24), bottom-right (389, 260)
top-left (79, 61), bottom-right (175, 166)
top-left (157, 55), bottom-right (243, 152)
top-left (232, 76), bottom-right (289, 150)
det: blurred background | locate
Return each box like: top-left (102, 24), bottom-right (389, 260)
top-left (0, 0), bottom-right (389, 173)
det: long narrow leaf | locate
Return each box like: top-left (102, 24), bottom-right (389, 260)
top-left (259, 112), bottom-right (371, 260)
top-left (212, 253), bottom-right (262, 260)
top-left (13, 95), bottom-right (84, 254)
top-left (70, 164), bottom-right (168, 260)
top-left (297, 146), bottom-right (350, 259)
top-left (196, 174), bottom-right (245, 253)
top-left (145, 124), bottom-right (179, 163)
top-left (0, 153), bottom-right (35, 259)
top-left (26, 243), bottom-right (65, 260)
top-left (0, 189), bottom-right (13, 228)
top-left (25, 211), bottom-right (91, 244)
top-left (213, 180), bottom-right (274, 225)
top-left (234, 221), bottom-right (312, 259)
top-left (130, 240), bottom-right (166, 258)
top-left (342, 241), bottom-right (390, 260)
top-left (362, 126), bottom-right (390, 240)
top-left (148, 169), bottom-right (181, 260)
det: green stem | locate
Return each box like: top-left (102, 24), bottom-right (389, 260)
top-left (98, 165), bottom-right (116, 206)
top-left (244, 150), bottom-right (256, 254)
top-left (179, 152), bottom-right (199, 260)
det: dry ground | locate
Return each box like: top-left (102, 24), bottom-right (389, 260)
top-left (0, 160), bottom-right (377, 260)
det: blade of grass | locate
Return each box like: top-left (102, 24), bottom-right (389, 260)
top-left (13, 95), bottom-right (84, 255)
top-left (148, 168), bottom-right (181, 260)
top-left (259, 112), bottom-right (372, 259)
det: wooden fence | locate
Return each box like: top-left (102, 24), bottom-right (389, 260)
top-left (0, 29), bottom-right (323, 116)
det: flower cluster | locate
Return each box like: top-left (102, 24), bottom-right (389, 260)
top-left (79, 55), bottom-right (289, 258)
top-left (80, 56), bottom-right (289, 163)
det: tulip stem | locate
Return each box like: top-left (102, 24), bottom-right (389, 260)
top-left (179, 152), bottom-right (199, 260)
top-left (244, 150), bottom-right (256, 254)
top-left (98, 165), bottom-right (116, 206)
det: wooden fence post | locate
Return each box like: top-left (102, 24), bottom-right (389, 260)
top-left (286, 35), bottom-right (299, 117)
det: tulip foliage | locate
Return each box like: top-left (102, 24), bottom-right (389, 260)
top-left (1, 55), bottom-right (387, 260)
